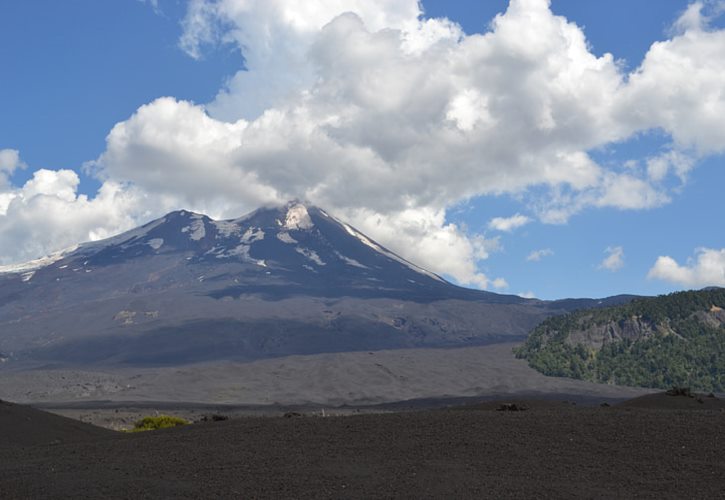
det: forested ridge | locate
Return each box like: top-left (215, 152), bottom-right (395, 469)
top-left (515, 288), bottom-right (725, 391)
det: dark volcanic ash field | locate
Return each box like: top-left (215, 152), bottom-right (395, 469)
top-left (2, 396), bottom-right (725, 499)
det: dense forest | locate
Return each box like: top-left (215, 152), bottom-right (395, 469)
top-left (515, 288), bottom-right (725, 392)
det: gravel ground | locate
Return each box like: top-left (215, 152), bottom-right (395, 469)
top-left (0, 343), bottom-right (650, 406)
top-left (2, 398), bottom-right (724, 499)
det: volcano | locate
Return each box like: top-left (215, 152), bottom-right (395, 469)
top-left (0, 202), bottom-right (628, 367)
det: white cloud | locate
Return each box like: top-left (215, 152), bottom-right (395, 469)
top-left (0, 149), bottom-right (26, 190)
top-left (518, 291), bottom-right (536, 299)
top-left (526, 248), bottom-right (553, 262)
top-left (21, 169), bottom-right (79, 203)
top-left (491, 277), bottom-right (509, 290)
top-left (0, 149), bottom-right (25, 174)
top-left (341, 206), bottom-right (503, 289)
top-left (3, 0), bottom-right (725, 290)
top-left (599, 246), bottom-right (624, 272)
top-left (488, 214), bottom-right (530, 232)
top-left (646, 150), bottom-right (696, 182)
top-left (671, 1), bottom-right (725, 34)
top-left (618, 4), bottom-right (725, 155)
top-left (648, 247), bottom-right (725, 287)
top-left (179, 0), bottom-right (426, 120)
top-left (94, 97), bottom-right (274, 217)
top-left (0, 170), bottom-right (145, 265)
top-left (595, 173), bottom-right (671, 210)
top-left (674, 2), bottom-right (708, 33)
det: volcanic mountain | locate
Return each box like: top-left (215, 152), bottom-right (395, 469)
top-left (0, 202), bottom-right (626, 367)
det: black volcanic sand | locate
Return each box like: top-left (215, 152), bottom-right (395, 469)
top-left (0, 399), bottom-right (115, 446)
top-left (2, 397), bottom-right (725, 499)
top-left (616, 391), bottom-right (725, 410)
top-left (34, 392), bottom-right (634, 430)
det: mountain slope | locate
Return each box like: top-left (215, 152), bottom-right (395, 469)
top-left (0, 202), bottom-right (556, 366)
top-left (515, 288), bottom-right (725, 391)
top-left (0, 201), bottom-right (617, 367)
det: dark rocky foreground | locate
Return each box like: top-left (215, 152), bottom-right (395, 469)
top-left (2, 397), bottom-right (725, 499)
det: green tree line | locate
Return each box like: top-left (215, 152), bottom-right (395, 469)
top-left (514, 289), bottom-right (725, 392)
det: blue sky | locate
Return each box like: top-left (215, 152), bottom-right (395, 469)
top-left (1, 0), bottom-right (724, 299)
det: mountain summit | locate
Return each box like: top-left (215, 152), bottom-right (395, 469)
top-left (0, 202), bottom-right (599, 366)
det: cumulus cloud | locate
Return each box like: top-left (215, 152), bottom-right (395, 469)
top-left (94, 97), bottom-right (273, 217)
top-left (648, 247), bottom-right (725, 287)
top-left (340, 206), bottom-right (504, 289)
top-left (179, 0), bottom-right (427, 120)
top-left (618, 3), bottom-right (725, 155)
top-left (3, 0), bottom-right (725, 290)
top-left (526, 248), bottom-right (553, 262)
top-left (599, 246), bottom-right (625, 272)
top-left (0, 169), bottom-right (145, 265)
top-left (488, 214), bottom-right (530, 232)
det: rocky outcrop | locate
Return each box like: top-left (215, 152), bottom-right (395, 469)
top-left (565, 309), bottom-right (724, 350)
top-left (566, 316), bottom-right (661, 349)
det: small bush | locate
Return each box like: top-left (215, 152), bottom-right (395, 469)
top-left (130, 415), bottom-right (189, 432)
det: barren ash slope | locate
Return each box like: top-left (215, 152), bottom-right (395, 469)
top-left (0, 201), bottom-right (644, 405)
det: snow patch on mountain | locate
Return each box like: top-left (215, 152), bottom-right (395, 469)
top-left (209, 243), bottom-right (266, 267)
top-left (284, 204), bottom-right (313, 231)
top-left (277, 232), bottom-right (297, 244)
top-left (148, 238), bottom-right (164, 250)
top-left (182, 215), bottom-right (206, 241)
top-left (0, 245), bottom-right (78, 275)
top-left (241, 227), bottom-right (265, 244)
top-left (213, 220), bottom-right (240, 238)
top-left (334, 251), bottom-right (367, 269)
top-left (340, 221), bottom-right (380, 251)
top-left (84, 217), bottom-right (168, 251)
top-left (223, 244), bottom-right (250, 259)
top-left (296, 247), bottom-right (325, 266)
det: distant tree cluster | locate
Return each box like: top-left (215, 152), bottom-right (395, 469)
top-left (514, 289), bottom-right (725, 392)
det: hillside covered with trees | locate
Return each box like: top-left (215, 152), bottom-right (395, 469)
top-left (515, 289), bottom-right (725, 392)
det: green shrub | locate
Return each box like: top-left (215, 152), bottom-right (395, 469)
top-left (130, 415), bottom-right (189, 432)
